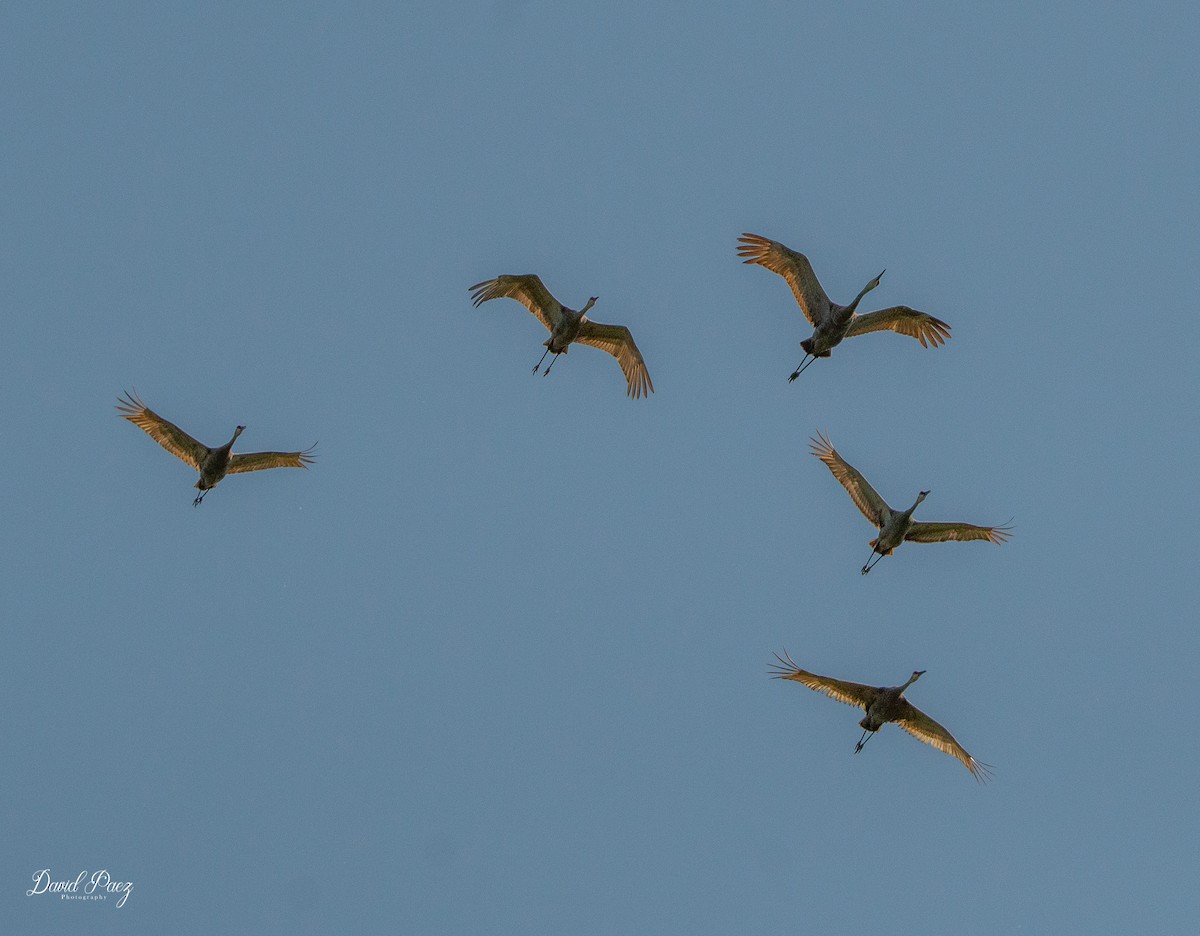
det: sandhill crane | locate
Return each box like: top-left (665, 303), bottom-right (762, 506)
top-left (469, 274), bottom-right (653, 398)
top-left (810, 431), bottom-right (1011, 574)
top-left (737, 233), bottom-right (951, 380)
top-left (769, 650), bottom-right (993, 782)
top-left (116, 390), bottom-right (316, 506)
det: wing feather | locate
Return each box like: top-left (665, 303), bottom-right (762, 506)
top-left (893, 700), bottom-right (994, 782)
top-left (228, 445), bottom-right (317, 474)
top-left (844, 306), bottom-right (952, 348)
top-left (904, 521), bottom-right (1012, 544)
top-left (469, 274), bottom-right (563, 332)
top-left (768, 651), bottom-right (879, 710)
top-left (116, 390), bottom-right (206, 470)
top-left (736, 233), bottom-right (831, 326)
top-left (575, 321), bottom-right (654, 399)
top-left (809, 431), bottom-right (891, 527)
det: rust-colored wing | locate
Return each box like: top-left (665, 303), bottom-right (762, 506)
top-left (768, 650), bottom-right (879, 710)
top-left (116, 389), bottom-right (206, 470)
top-left (809, 431), bottom-right (891, 528)
top-left (904, 521), bottom-right (1012, 544)
top-left (844, 306), bottom-right (952, 348)
top-left (469, 274), bottom-right (563, 333)
top-left (228, 445), bottom-right (317, 474)
top-left (893, 699), bottom-right (994, 782)
top-left (575, 321), bottom-right (654, 399)
top-left (736, 233), bottom-right (831, 326)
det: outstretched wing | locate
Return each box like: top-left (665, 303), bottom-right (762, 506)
top-left (469, 274), bottom-right (563, 333)
top-left (575, 321), bottom-right (654, 399)
top-left (904, 521), bottom-right (1012, 545)
top-left (228, 445), bottom-right (317, 474)
top-left (736, 233), bottom-right (831, 326)
top-left (893, 699), bottom-right (994, 782)
top-left (809, 431), bottom-right (891, 528)
top-left (844, 306), bottom-right (952, 348)
top-left (116, 389), bottom-right (206, 470)
top-left (768, 650), bottom-right (879, 710)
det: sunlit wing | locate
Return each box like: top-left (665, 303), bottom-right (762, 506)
top-left (575, 321), bottom-right (654, 398)
top-left (736, 233), bottom-right (831, 326)
top-left (228, 445), bottom-right (317, 474)
top-left (469, 274), bottom-right (563, 333)
top-left (809, 431), bottom-right (891, 527)
top-left (768, 650), bottom-right (879, 710)
top-left (116, 389), bottom-right (206, 470)
top-left (844, 306), bottom-right (952, 348)
top-left (904, 521), bottom-right (1012, 545)
top-left (893, 700), bottom-right (994, 782)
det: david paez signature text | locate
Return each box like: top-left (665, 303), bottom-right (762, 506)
top-left (27, 869), bottom-right (133, 908)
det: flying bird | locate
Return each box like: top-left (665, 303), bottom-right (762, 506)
top-left (810, 431), bottom-right (1011, 574)
top-left (769, 650), bottom-right (993, 782)
top-left (117, 390), bottom-right (316, 506)
top-left (469, 274), bottom-right (653, 398)
top-left (737, 233), bottom-right (951, 380)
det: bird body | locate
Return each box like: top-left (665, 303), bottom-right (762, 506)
top-left (736, 233), bottom-right (950, 380)
top-left (542, 298), bottom-right (591, 355)
top-left (117, 390), bottom-right (316, 505)
top-left (470, 274), bottom-right (653, 398)
top-left (195, 424), bottom-right (245, 495)
top-left (870, 489), bottom-right (929, 557)
top-left (809, 431), bottom-right (1011, 573)
top-left (769, 651), bottom-right (992, 781)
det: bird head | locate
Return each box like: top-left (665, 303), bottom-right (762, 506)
top-left (901, 669), bottom-right (926, 691)
top-left (580, 296), bottom-right (598, 317)
top-left (917, 489), bottom-right (930, 502)
top-left (234, 425), bottom-right (246, 439)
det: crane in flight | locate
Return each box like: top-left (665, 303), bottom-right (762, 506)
top-left (117, 390), bottom-right (316, 506)
top-left (769, 650), bottom-right (993, 782)
top-left (737, 233), bottom-right (950, 380)
top-left (470, 274), bottom-right (653, 398)
top-left (810, 431), bottom-right (1012, 574)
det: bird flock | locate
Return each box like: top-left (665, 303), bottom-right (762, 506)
top-left (118, 231), bottom-right (1010, 781)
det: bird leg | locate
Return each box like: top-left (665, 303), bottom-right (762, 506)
top-left (787, 354), bottom-right (816, 382)
top-left (854, 728), bottom-right (874, 753)
top-left (860, 549), bottom-right (884, 575)
top-left (532, 346), bottom-right (551, 374)
top-left (192, 489), bottom-right (208, 507)
top-left (542, 352), bottom-right (561, 377)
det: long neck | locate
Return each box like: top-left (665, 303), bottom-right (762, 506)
top-left (223, 426), bottom-right (244, 450)
top-left (903, 491), bottom-right (927, 517)
top-left (900, 672), bottom-right (920, 692)
top-left (846, 289), bottom-right (871, 315)
top-left (846, 270), bottom-right (884, 314)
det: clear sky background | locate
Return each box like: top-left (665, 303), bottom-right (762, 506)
top-left (3, 2), bottom-right (1198, 933)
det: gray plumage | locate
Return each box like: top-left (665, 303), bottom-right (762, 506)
top-left (769, 650), bottom-right (992, 782)
top-left (117, 390), bottom-right (316, 506)
top-left (810, 431), bottom-right (1012, 574)
top-left (470, 274), bottom-right (653, 398)
top-left (737, 233), bottom-right (950, 380)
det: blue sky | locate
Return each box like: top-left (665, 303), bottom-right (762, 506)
top-left (3, 2), bottom-right (1198, 933)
